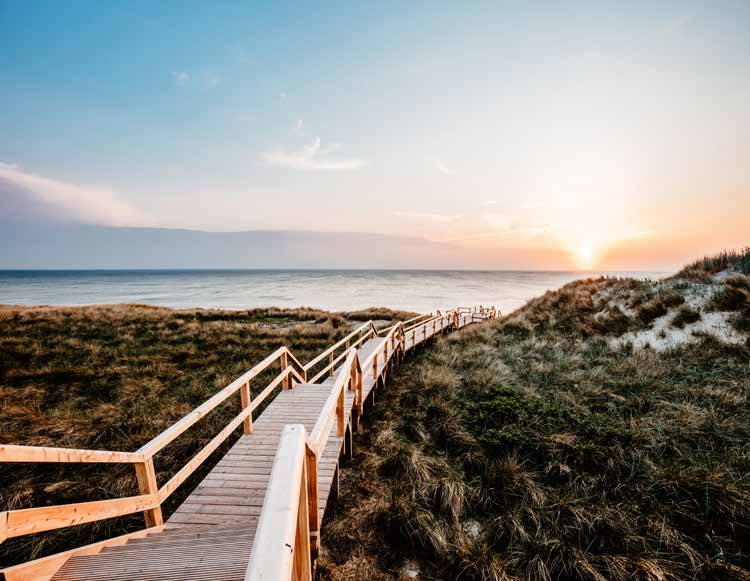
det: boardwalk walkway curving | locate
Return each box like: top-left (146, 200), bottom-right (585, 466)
top-left (1, 308), bottom-right (495, 581)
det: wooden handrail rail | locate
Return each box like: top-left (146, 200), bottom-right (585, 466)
top-left (137, 346), bottom-right (289, 458)
top-left (245, 424), bottom-right (311, 581)
top-left (303, 321), bottom-right (372, 372)
top-left (0, 445), bottom-right (145, 464)
top-left (403, 315), bottom-right (439, 334)
top-left (306, 330), bottom-right (371, 384)
top-left (283, 348), bottom-right (306, 373)
top-left (1, 493), bottom-right (159, 541)
top-left (377, 313), bottom-right (431, 336)
top-left (156, 367), bottom-right (289, 504)
top-left (358, 322), bottom-right (401, 375)
top-left (309, 349), bottom-right (358, 453)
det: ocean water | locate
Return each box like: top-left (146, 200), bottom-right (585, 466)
top-left (0, 270), bottom-right (669, 315)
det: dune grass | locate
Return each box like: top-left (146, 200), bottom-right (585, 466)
top-left (0, 303), bottom-right (417, 567)
top-left (320, 277), bottom-right (750, 580)
top-left (675, 247), bottom-right (750, 280)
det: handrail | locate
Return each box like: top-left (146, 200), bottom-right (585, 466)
top-left (137, 346), bottom-right (290, 458)
top-left (306, 328), bottom-right (372, 384)
top-left (310, 349), bottom-right (358, 453)
top-left (245, 425), bottom-right (312, 581)
top-left (0, 445), bottom-right (145, 464)
top-left (302, 321), bottom-right (372, 372)
top-left (403, 312), bottom-right (443, 333)
top-left (358, 320), bottom-right (402, 377)
top-left (2, 304), bottom-right (494, 581)
top-left (377, 312), bottom-right (432, 335)
top-left (156, 366), bottom-right (301, 504)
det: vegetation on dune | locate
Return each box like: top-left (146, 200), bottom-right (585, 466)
top-left (675, 247), bottom-right (750, 280)
top-left (321, 264), bottom-right (750, 580)
top-left (0, 304), bottom-right (417, 567)
top-left (337, 307), bottom-right (421, 323)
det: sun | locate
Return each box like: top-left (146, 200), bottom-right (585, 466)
top-left (576, 242), bottom-right (595, 269)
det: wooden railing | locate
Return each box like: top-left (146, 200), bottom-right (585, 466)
top-left (1, 306), bottom-right (497, 580)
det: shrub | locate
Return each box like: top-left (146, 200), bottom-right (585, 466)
top-left (671, 305), bottom-right (701, 328)
top-left (710, 285), bottom-right (750, 311)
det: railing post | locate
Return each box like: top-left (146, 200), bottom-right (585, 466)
top-left (337, 385), bottom-right (345, 437)
top-left (305, 444), bottom-right (320, 554)
top-left (373, 353), bottom-right (378, 385)
top-left (329, 351), bottom-right (334, 377)
top-left (240, 381), bottom-right (253, 435)
top-left (294, 454), bottom-right (313, 581)
top-left (281, 350), bottom-right (290, 389)
top-left (350, 363), bottom-right (360, 430)
top-left (357, 365), bottom-right (364, 415)
top-left (134, 458), bottom-right (163, 527)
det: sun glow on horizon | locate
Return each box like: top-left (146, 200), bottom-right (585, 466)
top-left (576, 242), bottom-right (596, 269)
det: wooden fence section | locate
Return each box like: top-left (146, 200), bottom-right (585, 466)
top-left (0, 305), bottom-right (497, 581)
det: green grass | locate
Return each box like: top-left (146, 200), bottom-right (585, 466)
top-left (0, 303), bottom-right (417, 567)
top-left (320, 275), bottom-right (750, 581)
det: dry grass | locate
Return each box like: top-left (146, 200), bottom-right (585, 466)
top-left (675, 247), bottom-right (750, 280)
top-left (0, 303), bottom-right (416, 567)
top-left (670, 305), bottom-right (701, 329)
top-left (320, 272), bottom-right (750, 580)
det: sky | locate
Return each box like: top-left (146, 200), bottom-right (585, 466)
top-left (1, 0), bottom-right (748, 271)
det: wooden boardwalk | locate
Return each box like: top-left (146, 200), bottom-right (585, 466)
top-left (1, 308), bottom-right (495, 581)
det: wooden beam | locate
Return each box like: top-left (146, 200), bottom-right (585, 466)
top-left (240, 381), bottom-right (253, 435)
top-left (3, 494), bottom-right (159, 539)
top-left (245, 425), bottom-right (306, 581)
top-left (134, 459), bottom-right (163, 527)
top-left (137, 347), bottom-right (287, 458)
top-left (310, 350), bottom-right (355, 452)
top-left (281, 350), bottom-right (290, 389)
top-left (157, 390), bottom-right (261, 504)
top-left (304, 440), bottom-right (319, 553)
top-left (0, 445), bottom-right (144, 464)
top-left (303, 321), bottom-right (371, 371)
top-left (293, 456), bottom-right (312, 581)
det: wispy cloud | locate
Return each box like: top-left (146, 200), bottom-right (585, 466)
top-left (262, 137), bottom-right (365, 172)
top-left (425, 156), bottom-right (455, 176)
top-left (204, 72), bottom-right (222, 87)
top-left (0, 162), bottom-right (148, 226)
top-left (481, 213), bottom-right (512, 230)
top-left (172, 71), bottom-right (190, 86)
top-left (171, 70), bottom-right (221, 88)
top-left (393, 211), bottom-right (462, 223)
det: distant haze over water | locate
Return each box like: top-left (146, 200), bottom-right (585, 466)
top-left (0, 270), bottom-right (670, 314)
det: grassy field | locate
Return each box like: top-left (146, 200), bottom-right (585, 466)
top-left (0, 303), bottom-right (416, 567)
top-left (320, 258), bottom-right (750, 580)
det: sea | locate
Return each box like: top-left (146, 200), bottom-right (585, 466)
top-left (0, 270), bottom-right (669, 315)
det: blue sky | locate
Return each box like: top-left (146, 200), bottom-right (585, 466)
top-left (1, 1), bottom-right (748, 269)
